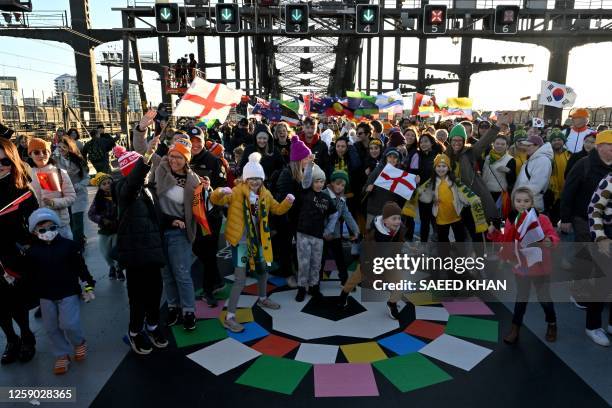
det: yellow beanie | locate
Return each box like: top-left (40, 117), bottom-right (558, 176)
top-left (28, 137), bottom-right (50, 155)
top-left (434, 153), bottom-right (451, 167)
top-left (596, 130), bottom-right (612, 145)
top-left (91, 172), bottom-right (112, 186)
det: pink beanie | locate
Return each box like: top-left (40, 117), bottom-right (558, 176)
top-left (113, 145), bottom-right (142, 176)
top-left (290, 135), bottom-right (311, 162)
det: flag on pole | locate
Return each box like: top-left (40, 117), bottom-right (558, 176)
top-left (373, 164), bottom-right (418, 200)
top-left (539, 80), bottom-right (577, 108)
top-left (376, 89), bottom-right (404, 110)
top-left (0, 191), bottom-right (33, 217)
top-left (446, 97), bottom-right (473, 110)
top-left (173, 77), bottom-right (242, 122)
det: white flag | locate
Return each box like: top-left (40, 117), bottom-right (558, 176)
top-left (539, 80), bottom-right (577, 108)
top-left (173, 77), bottom-right (242, 122)
top-left (373, 164), bottom-right (418, 200)
top-left (532, 117), bottom-right (545, 128)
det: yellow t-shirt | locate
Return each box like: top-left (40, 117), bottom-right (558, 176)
top-left (436, 180), bottom-right (461, 225)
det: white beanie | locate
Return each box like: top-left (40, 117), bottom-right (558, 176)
top-left (242, 152), bottom-right (266, 180)
top-left (312, 164), bottom-right (326, 182)
top-left (321, 129), bottom-right (334, 149)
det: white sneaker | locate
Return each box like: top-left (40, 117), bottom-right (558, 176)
top-left (570, 296), bottom-right (587, 309)
top-left (286, 276), bottom-right (298, 288)
top-left (585, 328), bottom-right (610, 347)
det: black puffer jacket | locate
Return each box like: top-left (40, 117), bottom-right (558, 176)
top-left (114, 158), bottom-right (165, 268)
top-left (190, 150), bottom-right (226, 189)
top-left (275, 166), bottom-right (302, 225)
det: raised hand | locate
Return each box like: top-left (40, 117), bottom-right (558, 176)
top-left (139, 109), bottom-right (157, 130)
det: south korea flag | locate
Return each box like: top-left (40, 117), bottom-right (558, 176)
top-left (539, 80), bottom-right (577, 109)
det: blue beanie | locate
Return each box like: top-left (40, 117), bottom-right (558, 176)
top-left (28, 208), bottom-right (60, 233)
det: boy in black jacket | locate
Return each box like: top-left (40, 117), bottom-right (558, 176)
top-left (295, 157), bottom-right (336, 302)
top-left (192, 176), bottom-right (225, 307)
top-left (26, 208), bottom-right (95, 375)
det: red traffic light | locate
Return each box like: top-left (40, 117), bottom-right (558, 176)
top-left (429, 8), bottom-right (444, 24)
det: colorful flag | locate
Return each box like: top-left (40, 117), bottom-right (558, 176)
top-left (446, 97), bottom-right (473, 110)
top-left (36, 172), bottom-right (61, 192)
top-left (173, 77), bottom-right (242, 122)
top-left (373, 164), bottom-right (418, 200)
top-left (324, 99), bottom-right (355, 118)
top-left (253, 99), bottom-right (300, 125)
top-left (539, 80), bottom-right (576, 108)
top-left (376, 89), bottom-right (404, 110)
top-left (411, 93), bottom-right (439, 116)
top-left (346, 90), bottom-right (378, 118)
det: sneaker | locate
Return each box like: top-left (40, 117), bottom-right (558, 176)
top-left (223, 317), bottom-right (244, 333)
top-left (386, 302), bottom-right (400, 320)
top-left (53, 355), bottom-right (70, 375)
top-left (1, 340), bottom-right (20, 365)
top-left (117, 269), bottom-right (126, 281)
top-left (570, 296), bottom-right (587, 309)
top-left (585, 328), bottom-right (610, 347)
top-left (74, 341), bottom-right (87, 361)
top-left (128, 332), bottom-right (153, 355)
top-left (257, 298), bottom-right (280, 310)
top-left (167, 307), bottom-right (181, 327)
top-left (108, 266), bottom-right (117, 280)
top-left (201, 292), bottom-right (218, 308)
top-left (295, 287), bottom-right (306, 302)
top-left (146, 327), bottom-right (169, 348)
top-left (183, 312), bottom-right (196, 331)
top-left (286, 276), bottom-right (298, 288)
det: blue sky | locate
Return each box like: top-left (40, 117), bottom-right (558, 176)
top-left (1, 0), bottom-right (611, 111)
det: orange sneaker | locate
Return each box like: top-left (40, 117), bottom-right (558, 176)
top-left (53, 355), bottom-right (70, 375)
top-left (74, 341), bottom-right (87, 361)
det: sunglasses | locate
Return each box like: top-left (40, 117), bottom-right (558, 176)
top-left (36, 225), bottom-right (58, 234)
top-left (32, 150), bottom-right (49, 156)
top-left (0, 158), bottom-right (12, 166)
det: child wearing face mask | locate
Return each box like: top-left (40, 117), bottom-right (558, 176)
top-left (295, 156), bottom-right (337, 302)
top-left (24, 208), bottom-right (95, 375)
top-left (211, 153), bottom-right (295, 333)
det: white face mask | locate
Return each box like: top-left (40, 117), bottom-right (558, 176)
top-left (37, 230), bottom-right (59, 242)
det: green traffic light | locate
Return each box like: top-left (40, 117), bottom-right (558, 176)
top-left (361, 7), bottom-right (376, 23)
top-left (159, 7), bottom-right (173, 22)
top-left (220, 7), bottom-right (234, 22)
top-left (291, 8), bottom-right (303, 22)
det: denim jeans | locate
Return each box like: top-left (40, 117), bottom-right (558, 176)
top-left (162, 229), bottom-right (196, 314)
top-left (40, 295), bottom-right (84, 357)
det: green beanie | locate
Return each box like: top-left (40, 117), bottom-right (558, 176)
top-left (330, 169), bottom-right (349, 185)
top-left (548, 128), bottom-right (566, 143)
top-left (513, 126), bottom-right (527, 142)
top-left (449, 124), bottom-right (467, 140)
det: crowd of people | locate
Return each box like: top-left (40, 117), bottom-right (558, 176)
top-left (0, 105), bottom-right (611, 376)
